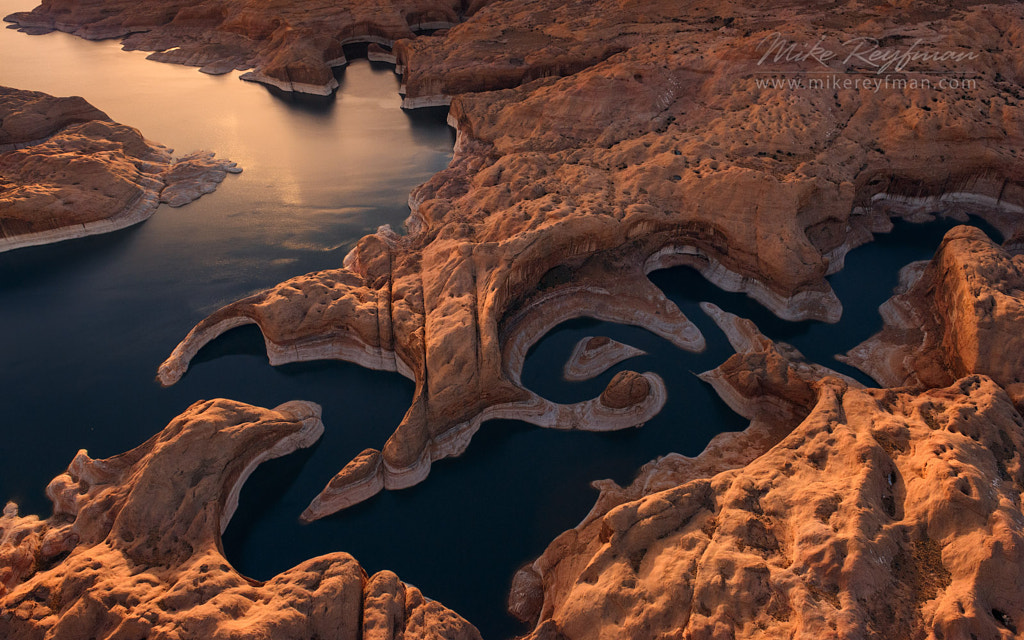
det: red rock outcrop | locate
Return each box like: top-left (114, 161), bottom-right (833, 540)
top-left (0, 89), bottom-right (107, 146)
top-left (0, 399), bottom-right (479, 640)
top-left (842, 226), bottom-right (1024, 406)
top-left (4, 0), bottom-right (471, 94)
top-left (0, 87), bottom-right (240, 252)
top-left (152, 1), bottom-right (1024, 522)
top-left (508, 299), bottom-right (1024, 639)
top-left (514, 373), bottom-right (1024, 640)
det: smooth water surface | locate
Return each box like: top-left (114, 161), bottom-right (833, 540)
top-left (0, 0), bottom-right (452, 540)
top-left (0, 8), bottom-right (1004, 637)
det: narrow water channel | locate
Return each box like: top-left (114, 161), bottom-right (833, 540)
top-left (0, 8), bottom-right (1004, 638)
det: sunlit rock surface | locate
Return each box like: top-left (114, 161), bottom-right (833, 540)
top-left (0, 87), bottom-right (240, 252)
top-left (510, 312), bottom-right (1024, 639)
top-left (3, 0), bottom-right (1024, 637)
top-left (0, 399), bottom-right (479, 640)
top-left (842, 225), bottom-right (1024, 406)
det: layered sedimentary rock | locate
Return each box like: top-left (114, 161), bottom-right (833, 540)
top-left (3, 0), bottom-right (470, 95)
top-left (563, 336), bottom-right (645, 383)
top-left (0, 87), bottom-right (240, 252)
top-left (509, 302), bottom-right (1024, 638)
top-left (153, 1), bottom-right (1024, 521)
top-left (842, 225), bottom-right (1024, 406)
top-left (0, 399), bottom-right (479, 640)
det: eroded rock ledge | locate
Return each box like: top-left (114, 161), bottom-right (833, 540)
top-left (0, 87), bottom-right (240, 252)
top-left (509, 295), bottom-right (1024, 639)
top-left (0, 399), bottom-right (479, 640)
top-left (842, 225), bottom-right (1024, 405)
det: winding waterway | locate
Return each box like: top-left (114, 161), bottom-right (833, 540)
top-left (0, 7), bottom-right (1006, 637)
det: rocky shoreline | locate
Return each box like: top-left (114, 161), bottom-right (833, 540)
top-left (0, 400), bottom-right (480, 640)
top-left (3, 0), bottom-right (1024, 638)
top-left (0, 87), bottom-right (240, 252)
top-left (3, 0), bottom-right (468, 96)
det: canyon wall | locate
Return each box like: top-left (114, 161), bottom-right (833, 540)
top-left (2, 0), bottom-right (1024, 638)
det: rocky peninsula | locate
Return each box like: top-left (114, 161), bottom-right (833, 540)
top-left (0, 87), bottom-right (240, 252)
top-left (0, 399), bottom-right (479, 640)
top-left (3, 0), bottom-right (467, 94)
top-left (2, 0), bottom-right (1024, 638)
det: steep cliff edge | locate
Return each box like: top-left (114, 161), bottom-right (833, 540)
top-left (842, 226), bottom-right (1024, 405)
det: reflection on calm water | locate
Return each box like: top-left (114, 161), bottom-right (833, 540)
top-left (0, 0), bottom-right (453, 530)
top-left (0, 5), bottom-right (1006, 638)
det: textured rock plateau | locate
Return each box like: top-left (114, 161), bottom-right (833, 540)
top-left (0, 86), bottom-right (240, 252)
top-left (151, 0), bottom-right (1024, 521)
top-left (3, 0), bottom-right (1024, 638)
top-left (514, 367), bottom-right (1024, 639)
top-left (0, 399), bottom-right (479, 640)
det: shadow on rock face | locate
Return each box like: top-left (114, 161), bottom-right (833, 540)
top-left (0, 398), bottom-right (480, 640)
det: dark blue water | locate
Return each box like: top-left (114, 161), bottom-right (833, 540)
top-left (0, 15), bottom-right (453, 525)
top-left (221, 217), bottom-right (1002, 639)
top-left (0, 9), bottom-right (1007, 639)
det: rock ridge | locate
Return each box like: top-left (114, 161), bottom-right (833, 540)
top-left (842, 225), bottom-right (1024, 407)
top-left (0, 399), bottom-right (480, 640)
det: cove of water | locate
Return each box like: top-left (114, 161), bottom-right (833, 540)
top-left (0, 0), bottom-right (450, 571)
top-left (0, 7), bottom-right (1005, 638)
top-left (218, 219), bottom-right (1002, 640)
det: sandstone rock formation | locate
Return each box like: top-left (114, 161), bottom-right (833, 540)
top-left (154, 0), bottom-right (1024, 522)
top-left (158, 222), bottom-right (691, 521)
top-left (514, 373), bottom-right (1024, 639)
top-left (6, 0), bottom-right (1024, 637)
top-left (0, 399), bottom-right (479, 640)
top-left (508, 299), bottom-right (1024, 639)
top-left (563, 336), bottom-right (645, 383)
top-left (0, 87), bottom-right (240, 252)
top-left (842, 225), bottom-right (1024, 406)
top-left (4, 0), bottom-right (470, 95)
